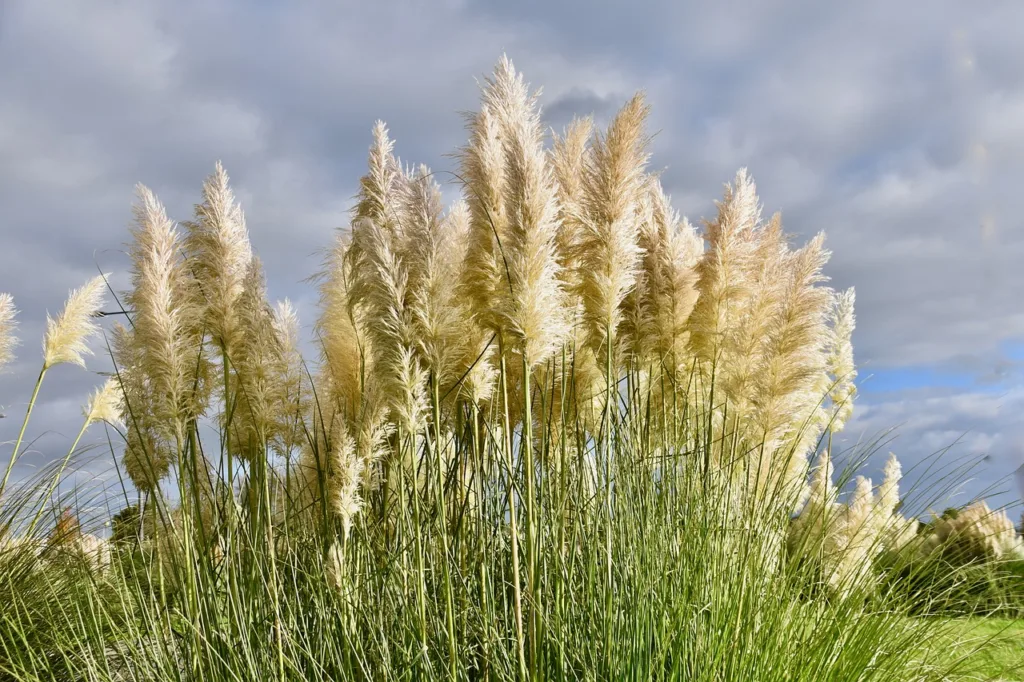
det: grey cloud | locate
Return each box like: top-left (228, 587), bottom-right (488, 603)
top-left (842, 386), bottom-right (1024, 517)
top-left (1, 0), bottom-right (1023, 512)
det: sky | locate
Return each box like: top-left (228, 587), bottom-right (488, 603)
top-left (0, 0), bottom-right (1022, 521)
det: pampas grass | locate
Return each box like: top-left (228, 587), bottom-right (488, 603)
top-left (0, 293), bottom-right (17, 371)
top-left (184, 162), bottom-right (253, 357)
top-left (42, 275), bottom-right (108, 370)
top-left (0, 56), bottom-right (1002, 682)
top-left (83, 377), bottom-right (123, 427)
top-left (127, 185), bottom-right (206, 438)
top-left (573, 93), bottom-right (650, 364)
top-left (483, 56), bottom-right (568, 367)
top-left (2, 275), bottom-right (108, 496)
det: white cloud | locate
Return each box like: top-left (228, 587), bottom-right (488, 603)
top-left (0, 0), bottom-right (1022, 512)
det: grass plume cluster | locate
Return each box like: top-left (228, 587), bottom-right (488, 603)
top-left (0, 57), bottom-right (1016, 681)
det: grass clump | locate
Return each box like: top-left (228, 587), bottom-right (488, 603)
top-left (0, 56), bottom-right (1009, 681)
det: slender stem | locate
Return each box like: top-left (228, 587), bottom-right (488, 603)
top-left (257, 431), bottom-right (286, 681)
top-left (604, 327), bottom-right (614, 676)
top-left (1, 366), bottom-right (47, 497)
top-left (222, 348), bottom-right (234, 537)
top-left (431, 376), bottom-right (458, 680)
top-left (471, 403), bottom-right (492, 679)
top-left (408, 427), bottom-right (429, 669)
top-left (27, 416), bottom-right (91, 536)
top-left (499, 347), bottom-right (528, 680)
top-left (521, 352), bottom-right (538, 674)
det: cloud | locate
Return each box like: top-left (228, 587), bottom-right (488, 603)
top-left (841, 383), bottom-right (1024, 517)
top-left (0, 0), bottom-right (1022, 514)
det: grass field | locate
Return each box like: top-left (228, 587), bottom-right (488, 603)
top-left (939, 618), bottom-right (1024, 681)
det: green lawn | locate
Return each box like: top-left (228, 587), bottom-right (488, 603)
top-left (936, 618), bottom-right (1024, 681)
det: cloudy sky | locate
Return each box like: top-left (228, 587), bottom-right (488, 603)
top-left (1, 0), bottom-right (1022, 519)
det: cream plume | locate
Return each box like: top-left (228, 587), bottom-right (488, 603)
top-left (826, 287), bottom-right (857, 432)
top-left (128, 185), bottom-right (205, 430)
top-left (402, 170), bottom-right (471, 390)
top-left (327, 420), bottom-right (363, 539)
top-left (573, 93), bottom-right (650, 365)
top-left (924, 500), bottom-right (1024, 560)
top-left (348, 122), bottom-right (407, 295)
top-left (876, 452), bottom-right (902, 521)
top-left (345, 124), bottom-right (430, 432)
top-left (788, 449), bottom-right (839, 560)
top-left (627, 178), bottom-right (702, 369)
top-left (272, 298), bottom-right (306, 454)
top-left (232, 257), bottom-right (287, 461)
top-left (550, 116), bottom-right (593, 284)
top-left (833, 475), bottom-right (878, 590)
top-left (43, 274), bottom-right (108, 369)
top-left (356, 121), bottom-right (405, 237)
top-left (754, 232), bottom-right (832, 424)
top-left (751, 232), bottom-right (832, 497)
top-left (349, 215), bottom-right (427, 434)
top-left (84, 377), bottom-right (123, 427)
top-left (459, 104), bottom-right (509, 333)
top-left (484, 55), bottom-right (568, 366)
top-left (716, 212), bottom-right (786, 421)
top-left (688, 169), bottom-right (762, 368)
top-left (0, 293), bottom-right (18, 370)
top-left (184, 162), bottom-right (253, 355)
top-left (316, 233), bottom-right (366, 423)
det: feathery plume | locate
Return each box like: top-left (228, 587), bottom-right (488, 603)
top-left (272, 298), bottom-right (306, 454)
top-left (349, 215), bottom-right (428, 435)
top-left (750, 232), bottom-right (832, 496)
top-left (550, 116), bottom-right (593, 282)
top-left (0, 293), bottom-right (17, 370)
top-left (183, 162), bottom-right (253, 355)
top-left (295, 414), bottom-right (368, 537)
top-left (871, 453), bottom-right (917, 553)
top-left (112, 323), bottom-right (171, 491)
top-left (232, 257), bottom-right (287, 461)
top-left (327, 420), bottom-right (363, 539)
top-left (352, 386), bottom-right (393, 493)
top-left (715, 212), bottom-right (787, 421)
top-left (459, 104), bottom-right (509, 333)
top-left (923, 501), bottom-right (1024, 561)
top-left (346, 125), bottom-right (429, 433)
top-left (484, 55), bottom-right (568, 366)
top-left (826, 287), bottom-right (857, 431)
top-left (830, 475), bottom-right (878, 594)
top-left (629, 178), bottom-right (702, 369)
top-left (316, 233), bottom-right (366, 423)
top-left (273, 299), bottom-right (301, 363)
top-left (459, 329), bottom-right (498, 407)
top-left (875, 452), bottom-right (902, 521)
top-left (788, 449), bottom-right (838, 558)
top-left (43, 274), bottom-right (108, 369)
top-left (402, 170), bottom-right (471, 390)
top-left (128, 185), bottom-right (207, 432)
top-left (573, 93), bottom-right (651, 363)
top-left (356, 121), bottom-right (405, 237)
top-left (84, 377), bottom-right (123, 427)
top-left (347, 122), bottom-right (408, 299)
top-left (688, 169), bottom-right (762, 367)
